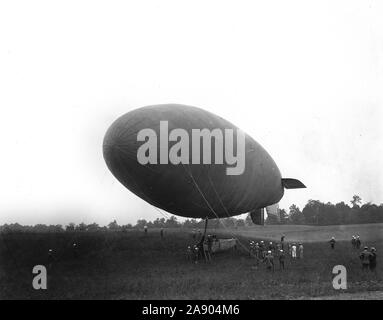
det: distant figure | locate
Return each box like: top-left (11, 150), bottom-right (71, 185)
top-left (360, 247), bottom-right (372, 271)
top-left (249, 241), bottom-right (255, 257)
top-left (254, 243), bottom-right (260, 261)
top-left (160, 228), bottom-right (164, 239)
top-left (369, 247), bottom-right (377, 273)
top-left (47, 249), bottom-right (54, 269)
top-left (329, 237), bottom-right (336, 249)
top-left (351, 236), bottom-right (356, 248)
top-left (72, 242), bottom-right (78, 258)
top-left (144, 225), bottom-right (148, 234)
top-left (207, 235), bottom-right (213, 255)
top-left (193, 245), bottom-right (199, 264)
top-left (202, 240), bottom-right (211, 262)
top-left (263, 251), bottom-right (274, 272)
top-left (281, 235), bottom-right (285, 243)
top-left (356, 236), bottom-right (361, 249)
top-left (298, 243), bottom-right (304, 259)
top-left (291, 244), bottom-right (297, 259)
top-left (259, 241), bottom-right (265, 258)
top-left (187, 246), bottom-right (193, 261)
top-left (279, 250), bottom-right (285, 270)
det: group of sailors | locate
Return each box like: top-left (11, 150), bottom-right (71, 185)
top-left (349, 235), bottom-right (377, 272)
top-left (332, 235), bottom-right (378, 271)
top-left (351, 235), bottom-right (362, 249)
top-left (187, 233), bottom-right (216, 263)
top-left (248, 238), bottom-right (305, 272)
top-left (359, 246), bottom-right (377, 272)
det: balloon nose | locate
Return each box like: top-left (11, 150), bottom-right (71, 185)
top-left (103, 127), bottom-right (124, 168)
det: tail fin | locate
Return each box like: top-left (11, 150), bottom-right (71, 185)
top-left (250, 204), bottom-right (280, 225)
top-left (282, 178), bottom-right (306, 189)
top-left (266, 203), bottom-right (280, 222)
top-left (250, 208), bottom-right (264, 225)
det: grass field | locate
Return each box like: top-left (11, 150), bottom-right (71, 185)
top-left (0, 224), bottom-right (382, 300)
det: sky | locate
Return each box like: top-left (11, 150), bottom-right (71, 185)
top-left (0, 0), bottom-right (382, 226)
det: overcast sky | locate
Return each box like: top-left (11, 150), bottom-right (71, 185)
top-left (0, 0), bottom-right (382, 226)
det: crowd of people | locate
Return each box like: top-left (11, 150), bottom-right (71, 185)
top-left (247, 236), bottom-right (304, 272)
top-left (143, 226), bottom-right (378, 274)
top-left (349, 235), bottom-right (377, 273)
top-left (187, 231), bottom-right (216, 264)
top-left (331, 235), bottom-right (378, 272)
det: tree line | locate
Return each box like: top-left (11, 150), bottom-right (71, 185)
top-left (1, 195), bottom-right (382, 233)
top-left (271, 195), bottom-right (383, 226)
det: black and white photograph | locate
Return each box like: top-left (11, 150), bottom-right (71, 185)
top-left (0, 0), bottom-right (382, 304)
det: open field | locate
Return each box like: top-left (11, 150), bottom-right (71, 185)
top-left (0, 224), bottom-right (382, 300)
top-left (220, 223), bottom-right (383, 243)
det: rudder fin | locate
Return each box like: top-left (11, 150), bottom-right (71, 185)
top-left (250, 208), bottom-right (264, 225)
top-left (282, 178), bottom-right (306, 189)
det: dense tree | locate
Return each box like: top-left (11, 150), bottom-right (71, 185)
top-left (245, 213), bottom-right (253, 226)
top-left (2, 195), bottom-right (383, 233)
top-left (65, 223), bottom-right (76, 232)
top-left (351, 195), bottom-right (362, 208)
top-left (165, 216), bottom-right (179, 228)
top-left (108, 220), bottom-right (121, 231)
top-left (87, 223), bottom-right (100, 232)
top-left (289, 204), bottom-right (305, 224)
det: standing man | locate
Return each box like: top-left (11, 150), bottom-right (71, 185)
top-left (360, 247), bottom-right (372, 271)
top-left (47, 249), bottom-right (54, 269)
top-left (249, 241), bottom-right (255, 257)
top-left (356, 236), bottom-right (361, 249)
top-left (202, 239), bottom-right (211, 262)
top-left (72, 242), bottom-right (78, 259)
top-left (298, 243), bottom-right (304, 259)
top-left (187, 246), bottom-right (192, 261)
top-left (351, 236), bottom-right (356, 249)
top-left (291, 243), bottom-right (297, 259)
top-left (329, 237), bottom-right (336, 249)
top-left (263, 251), bottom-right (275, 272)
top-left (259, 241), bottom-right (265, 258)
top-left (254, 243), bottom-right (260, 260)
top-left (280, 235), bottom-right (285, 251)
top-left (144, 225), bottom-right (148, 234)
top-left (269, 242), bottom-right (275, 255)
top-left (160, 228), bottom-right (164, 239)
top-left (279, 250), bottom-right (285, 270)
top-left (369, 248), bottom-right (377, 273)
top-left (192, 245), bottom-right (200, 264)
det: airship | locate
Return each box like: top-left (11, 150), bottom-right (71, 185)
top-left (103, 104), bottom-right (305, 225)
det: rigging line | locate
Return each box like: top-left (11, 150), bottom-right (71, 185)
top-left (152, 205), bottom-right (170, 220)
top-left (183, 164), bottom-right (250, 253)
top-left (206, 173), bottom-right (252, 252)
top-left (181, 163), bottom-right (250, 254)
top-left (206, 173), bottom-right (231, 219)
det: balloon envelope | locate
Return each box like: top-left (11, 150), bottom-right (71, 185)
top-left (103, 104), bottom-right (284, 219)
